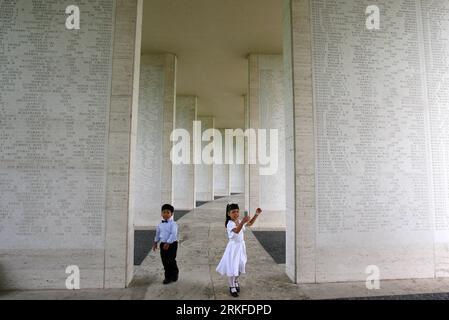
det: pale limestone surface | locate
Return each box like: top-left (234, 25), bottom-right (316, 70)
top-left (3, 195), bottom-right (449, 300)
top-left (105, 0), bottom-right (141, 289)
top-left (284, 0), bottom-right (449, 283)
top-left (283, 0), bottom-right (317, 284)
top-left (282, 0), bottom-right (297, 283)
top-left (173, 96), bottom-right (198, 210)
top-left (244, 96), bottom-right (251, 212)
top-left (195, 117), bottom-right (215, 202)
top-left (247, 54), bottom-right (286, 230)
top-left (0, 0), bottom-right (140, 290)
top-left (132, 54), bottom-right (176, 228)
top-left (213, 129), bottom-right (231, 197)
top-left (229, 142), bottom-right (245, 195)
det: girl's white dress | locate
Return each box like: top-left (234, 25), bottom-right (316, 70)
top-left (216, 220), bottom-right (247, 277)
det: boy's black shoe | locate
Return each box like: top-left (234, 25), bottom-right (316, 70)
top-left (236, 285), bottom-right (240, 293)
top-left (172, 276), bottom-right (178, 282)
top-left (230, 287), bottom-right (239, 298)
top-left (163, 279), bottom-right (172, 285)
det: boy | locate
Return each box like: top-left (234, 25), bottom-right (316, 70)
top-left (152, 204), bottom-right (179, 284)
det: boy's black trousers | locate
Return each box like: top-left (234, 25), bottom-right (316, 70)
top-left (160, 241), bottom-right (179, 280)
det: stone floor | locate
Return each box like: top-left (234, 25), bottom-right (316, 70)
top-left (2, 195), bottom-right (449, 300)
top-left (134, 230), bottom-right (156, 265)
top-left (252, 231), bottom-right (286, 264)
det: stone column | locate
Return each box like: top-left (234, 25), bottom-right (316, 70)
top-left (244, 95), bottom-right (250, 211)
top-left (131, 53), bottom-right (176, 228)
top-left (230, 132), bottom-right (245, 195)
top-left (106, 0), bottom-right (143, 289)
top-left (214, 129), bottom-right (231, 198)
top-left (0, 0), bottom-right (142, 289)
top-left (195, 116), bottom-right (215, 202)
top-left (284, 0), bottom-right (446, 284)
top-left (283, 0), bottom-right (301, 283)
top-left (248, 54), bottom-right (286, 229)
top-left (173, 96), bottom-right (198, 210)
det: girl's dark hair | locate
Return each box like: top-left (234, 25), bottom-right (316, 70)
top-left (225, 203), bottom-right (239, 227)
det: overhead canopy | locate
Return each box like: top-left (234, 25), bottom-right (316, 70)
top-left (142, 0), bottom-right (283, 129)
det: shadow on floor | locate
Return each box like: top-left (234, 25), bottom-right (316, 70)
top-left (174, 210), bottom-right (190, 221)
top-left (196, 201), bottom-right (209, 207)
top-left (252, 231), bottom-right (286, 264)
top-left (134, 210), bottom-right (191, 266)
top-left (134, 230), bottom-right (156, 266)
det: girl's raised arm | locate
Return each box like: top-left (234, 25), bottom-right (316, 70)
top-left (232, 216), bottom-right (250, 234)
top-left (246, 208), bottom-right (262, 227)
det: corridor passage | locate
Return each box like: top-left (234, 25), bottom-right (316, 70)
top-left (129, 194), bottom-right (301, 299)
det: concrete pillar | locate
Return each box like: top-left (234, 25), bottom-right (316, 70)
top-left (127, 0), bottom-right (143, 285)
top-left (230, 132), bottom-right (245, 195)
top-left (107, 0), bottom-right (143, 289)
top-left (284, 0), bottom-right (449, 284)
top-left (0, 0), bottom-right (142, 289)
top-left (132, 54), bottom-right (176, 228)
top-left (244, 95), bottom-right (250, 211)
top-left (214, 129), bottom-right (231, 198)
top-left (283, 0), bottom-right (299, 283)
top-left (173, 96), bottom-right (198, 210)
top-left (248, 54), bottom-right (286, 229)
top-left (195, 116), bottom-right (215, 202)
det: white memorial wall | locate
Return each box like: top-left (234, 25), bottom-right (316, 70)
top-left (195, 116), bottom-right (215, 202)
top-left (132, 54), bottom-right (176, 228)
top-left (285, 0), bottom-right (449, 283)
top-left (173, 96), bottom-right (197, 210)
top-left (248, 54), bottom-right (286, 229)
top-left (213, 129), bottom-right (230, 197)
top-left (421, 1), bottom-right (449, 277)
top-left (0, 0), bottom-right (114, 250)
top-left (0, 0), bottom-right (141, 289)
top-left (230, 142), bottom-right (245, 194)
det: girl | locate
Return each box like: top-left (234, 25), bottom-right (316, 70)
top-left (216, 203), bottom-right (262, 297)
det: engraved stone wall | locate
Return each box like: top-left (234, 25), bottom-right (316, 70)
top-left (286, 0), bottom-right (449, 282)
top-left (214, 129), bottom-right (230, 197)
top-left (173, 96), bottom-right (197, 210)
top-left (248, 54), bottom-right (286, 229)
top-left (0, 0), bottom-right (140, 289)
top-left (195, 116), bottom-right (214, 202)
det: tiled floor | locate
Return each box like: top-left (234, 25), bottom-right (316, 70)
top-left (134, 210), bottom-right (192, 265)
top-left (2, 195), bottom-right (449, 300)
top-left (134, 230), bottom-right (156, 266)
top-left (252, 231), bottom-right (286, 264)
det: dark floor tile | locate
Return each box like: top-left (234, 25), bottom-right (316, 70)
top-left (252, 231), bottom-right (286, 264)
top-left (174, 210), bottom-right (190, 221)
top-left (196, 201), bottom-right (209, 207)
top-left (134, 230), bottom-right (155, 266)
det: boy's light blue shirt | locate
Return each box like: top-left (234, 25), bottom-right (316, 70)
top-left (154, 218), bottom-right (178, 244)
